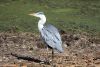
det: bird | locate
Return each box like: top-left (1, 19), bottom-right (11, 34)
top-left (29, 12), bottom-right (63, 63)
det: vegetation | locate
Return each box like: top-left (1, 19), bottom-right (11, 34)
top-left (0, 0), bottom-right (100, 34)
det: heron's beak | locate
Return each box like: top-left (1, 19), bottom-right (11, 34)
top-left (28, 13), bottom-right (35, 16)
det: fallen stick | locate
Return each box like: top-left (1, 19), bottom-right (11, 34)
top-left (11, 52), bottom-right (50, 65)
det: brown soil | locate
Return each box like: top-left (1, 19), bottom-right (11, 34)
top-left (0, 31), bottom-right (100, 67)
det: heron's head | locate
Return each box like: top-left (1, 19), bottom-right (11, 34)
top-left (29, 12), bottom-right (45, 18)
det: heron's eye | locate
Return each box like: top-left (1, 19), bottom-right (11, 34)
top-left (37, 12), bottom-right (44, 15)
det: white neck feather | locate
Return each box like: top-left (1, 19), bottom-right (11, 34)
top-left (38, 15), bottom-right (46, 31)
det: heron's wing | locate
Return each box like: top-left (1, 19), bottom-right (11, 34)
top-left (45, 24), bottom-right (62, 42)
top-left (40, 24), bottom-right (63, 52)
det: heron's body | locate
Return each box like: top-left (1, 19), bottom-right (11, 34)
top-left (41, 24), bottom-right (63, 52)
top-left (29, 12), bottom-right (63, 53)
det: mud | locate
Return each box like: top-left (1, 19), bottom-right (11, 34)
top-left (0, 31), bottom-right (100, 67)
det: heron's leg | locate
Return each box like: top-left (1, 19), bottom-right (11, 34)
top-left (46, 47), bottom-right (49, 59)
top-left (52, 49), bottom-right (54, 60)
top-left (51, 49), bottom-right (54, 67)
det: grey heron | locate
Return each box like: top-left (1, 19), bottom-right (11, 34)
top-left (29, 12), bottom-right (63, 63)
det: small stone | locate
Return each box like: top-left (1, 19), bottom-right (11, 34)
top-left (0, 56), bottom-right (3, 62)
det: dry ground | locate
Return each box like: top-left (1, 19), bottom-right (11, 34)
top-left (0, 31), bottom-right (100, 67)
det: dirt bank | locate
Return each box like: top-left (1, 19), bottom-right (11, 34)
top-left (0, 31), bottom-right (100, 67)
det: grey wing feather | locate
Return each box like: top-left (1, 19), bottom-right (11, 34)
top-left (40, 24), bottom-right (63, 52)
top-left (45, 24), bottom-right (62, 42)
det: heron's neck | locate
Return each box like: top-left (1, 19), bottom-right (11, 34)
top-left (38, 15), bottom-right (46, 31)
